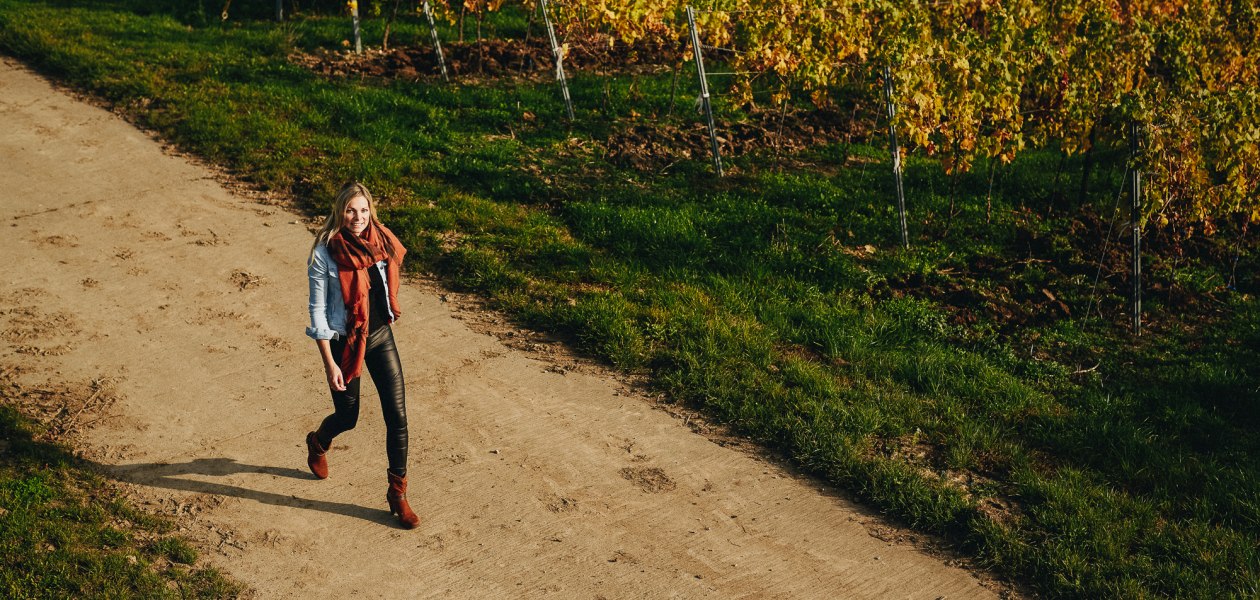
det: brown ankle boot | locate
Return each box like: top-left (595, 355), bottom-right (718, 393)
top-left (305, 432), bottom-right (329, 479)
top-left (386, 470), bottom-right (420, 529)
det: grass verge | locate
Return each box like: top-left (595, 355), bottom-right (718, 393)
top-left (0, 404), bottom-right (243, 598)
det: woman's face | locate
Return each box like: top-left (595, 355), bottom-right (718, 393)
top-left (344, 195), bottom-right (371, 237)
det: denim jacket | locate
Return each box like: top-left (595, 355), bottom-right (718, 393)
top-left (306, 243), bottom-right (396, 341)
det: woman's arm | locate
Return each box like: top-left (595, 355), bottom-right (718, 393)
top-left (316, 338), bottom-right (346, 391)
top-left (307, 247), bottom-right (345, 390)
top-left (306, 248), bottom-right (338, 340)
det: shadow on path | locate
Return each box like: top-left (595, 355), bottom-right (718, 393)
top-left (95, 457), bottom-right (395, 526)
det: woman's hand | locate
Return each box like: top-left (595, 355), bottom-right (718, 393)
top-left (325, 362), bottom-right (346, 391)
top-left (315, 338), bottom-right (346, 391)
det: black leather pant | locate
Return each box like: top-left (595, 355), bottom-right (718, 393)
top-left (318, 325), bottom-right (408, 476)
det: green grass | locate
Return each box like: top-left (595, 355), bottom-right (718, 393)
top-left (1, 1), bottom-right (1258, 597)
top-left (0, 405), bottom-right (243, 598)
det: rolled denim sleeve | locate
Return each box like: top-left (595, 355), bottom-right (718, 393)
top-left (306, 249), bottom-right (337, 340)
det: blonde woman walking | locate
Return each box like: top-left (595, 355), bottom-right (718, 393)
top-left (303, 181), bottom-right (418, 529)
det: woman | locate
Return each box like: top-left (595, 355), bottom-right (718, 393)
top-left (304, 181), bottom-right (418, 529)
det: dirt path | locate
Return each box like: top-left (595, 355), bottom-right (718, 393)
top-left (0, 56), bottom-right (1000, 599)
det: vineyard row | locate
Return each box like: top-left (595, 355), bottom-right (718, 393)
top-left (321, 0), bottom-right (1259, 232)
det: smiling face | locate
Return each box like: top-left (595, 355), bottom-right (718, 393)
top-left (343, 195), bottom-right (371, 237)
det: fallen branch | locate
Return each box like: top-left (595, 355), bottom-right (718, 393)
top-left (63, 379), bottom-right (111, 431)
top-left (1071, 363), bottom-right (1100, 375)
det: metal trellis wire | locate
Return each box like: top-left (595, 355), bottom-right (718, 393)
top-left (687, 5), bottom-right (724, 176)
top-left (422, 0), bottom-right (449, 82)
top-left (540, 0), bottom-right (576, 121)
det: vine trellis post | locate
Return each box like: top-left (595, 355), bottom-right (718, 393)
top-left (686, 6), bottom-right (723, 176)
top-left (882, 62), bottom-right (909, 249)
top-left (350, 1), bottom-right (363, 54)
top-left (421, 0), bottom-right (449, 82)
top-left (1130, 122), bottom-right (1143, 335)
top-left (539, 0), bottom-right (575, 121)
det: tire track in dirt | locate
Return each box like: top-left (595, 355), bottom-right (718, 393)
top-left (0, 56), bottom-right (1006, 599)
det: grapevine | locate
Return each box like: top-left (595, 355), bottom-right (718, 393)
top-left (382, 0), bottom-right (1259, 230)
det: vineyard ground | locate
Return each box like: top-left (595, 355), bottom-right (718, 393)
top-left (1, 2), bottom-right (1258, 598)
top-left (291, 44), bottom-right (871, 172)
top-left (0, 56), bottom-right (1003, 598)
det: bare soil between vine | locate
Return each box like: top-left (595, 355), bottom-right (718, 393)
top-left (291, 35), bottom-right (677, 81)
top-left (290, 40), bottom-right (875, 170)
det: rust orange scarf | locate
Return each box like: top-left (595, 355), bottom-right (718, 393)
top-left (327, 222), bottom-right (406, 381)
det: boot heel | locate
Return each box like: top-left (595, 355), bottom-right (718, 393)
top-left (305, 432), bottom-right (330, 479)
top-left (386, 470), bottom-right (420, 529)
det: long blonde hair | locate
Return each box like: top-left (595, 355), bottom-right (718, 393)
top-left (308, 181), bottom-right (386, 264)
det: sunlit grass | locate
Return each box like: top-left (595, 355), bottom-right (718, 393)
top-left (0, 407), bottom-right (243, 598)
